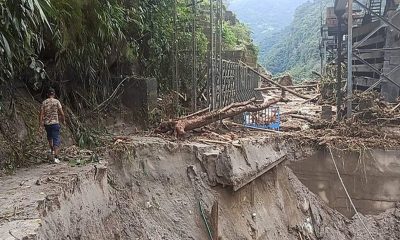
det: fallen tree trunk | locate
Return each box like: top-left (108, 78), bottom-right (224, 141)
top-left (157, 97), bottom-right (283, 135)
top-left (181, 107), bottom-right (210, 119)
top-left (301, 94), bottom-right (321, 104)
top-left (240, 61), bottom-right (311, 100)
top-left (255, 85), bottom-right (317, 91)
top-left (290, 114), bottom-right (317, 124)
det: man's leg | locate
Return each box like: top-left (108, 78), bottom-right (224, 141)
top-left (53, 124), bottom-right (61, 163)
top-left (54, 146), bottom-right (60, 158)
top-left (45, 125), bottom-right (54, 154)
top-left (48, 140), bottom-right (54, 152)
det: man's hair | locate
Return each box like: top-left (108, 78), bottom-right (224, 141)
top-left (48, 88), bottom-right (55, 96)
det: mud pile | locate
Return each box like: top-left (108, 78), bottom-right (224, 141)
top-left (0, 137), bottom-right (398, 239)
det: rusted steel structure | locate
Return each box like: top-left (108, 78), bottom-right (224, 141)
top-left (322, 0), bottom-right (400, 103)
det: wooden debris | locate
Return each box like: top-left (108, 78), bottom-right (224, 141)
top-left (255, 84), bottom-right (317, 91)
top-left (182, 107), bottom-right (210, 119)
top-left (302, 94), bottom-right (321, 104)
top-left (157, 97), bottom-right (283, 136)
top-left (281, 110), bottom-right (301, 116)
top-left (240, 61), bottom-right (311, 100)
top-left (290, 114), bottom-right (317, 124)
top-left (203, 130), bottom-right (233, 142)
top-left (390, 102), bottom-right (400, 112)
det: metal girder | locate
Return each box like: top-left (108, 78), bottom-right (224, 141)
top-left (326, 8), bottom-right (396, 65)
top-left (353, 53), bottom-right (400, 89)
top-left (364, 79), bottom-right (382, 92)
top-left (356, 47), bottom-right (400, 52)
top-left (353, 23), bottom-right (387, 49)
top-left (354, 0), bottom-right (400, 34)
top-left (335, 0), bottom-right (348, 13)
top-left (364, 63), bottom-right (400, 92)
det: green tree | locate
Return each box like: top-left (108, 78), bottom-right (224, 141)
top-left (261, 0), bottom-right (332, 80)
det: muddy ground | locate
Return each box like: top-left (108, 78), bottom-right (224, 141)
top-left (0, 136), bottom-right (399, 240)
top-left (0, 86), bottom-right (399, 239)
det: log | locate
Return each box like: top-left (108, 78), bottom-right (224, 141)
top-left (182, 107), bottom-right (210, 119)
top-left (290, 114), bottom-right (317, 124)
top-left (390, 102), bottom-right (400, 112)
top-left (301, 94), bottom-right (321, 104)
top-left (255, 85), bottom-right (317, 91)
top-left (281, 110), bottom-right (300, 116)
top-left (240, 61), bottom-right (311, 100)
top-left (157, 97), bottom-right (283, 136)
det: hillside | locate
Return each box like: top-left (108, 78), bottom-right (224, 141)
top-left (227, 0), bottom-right (309, 67)
top-left (262, 0), bottom-right (332, 80)
top-left (0, 0), bottom-right (257, 170)
top-left (228, 0), bottom-right (333, 80)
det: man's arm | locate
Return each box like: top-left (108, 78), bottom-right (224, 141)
top-left (58, 102), bottom-right (66, 124)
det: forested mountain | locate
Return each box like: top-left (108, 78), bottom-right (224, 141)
top-left (227, 0), bottom-right (308, 44)
top-left (262, 0), bottom-right (332, 79)
top-left (227, 0), bottom-right (309, 71)
top-left (229, 0), bottom-right (333, 80)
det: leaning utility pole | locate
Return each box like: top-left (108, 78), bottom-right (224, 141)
top-left (210, 0), bottom-right (216, 110)
top-left (335, 14), bottom-right (344, 120)
top-left (347, 0), bottom-right (353, 118)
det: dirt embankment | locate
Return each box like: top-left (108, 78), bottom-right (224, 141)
top-left (0, 137), bottom-right (399, 240)
top-left (0, 89), bottom-right (76, 173)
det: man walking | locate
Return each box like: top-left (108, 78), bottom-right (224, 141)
top-left (39, 88), bottom-right (65, 163)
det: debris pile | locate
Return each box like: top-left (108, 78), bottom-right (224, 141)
top-left (351, 91), bottom-right (400, 122)
top-left (157, 97), bottom-right (282, 136)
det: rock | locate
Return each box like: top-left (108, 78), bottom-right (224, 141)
top-left (35, 179), bottom-right (42, 186)
top-left (145, 201), bottom-right (152, 209)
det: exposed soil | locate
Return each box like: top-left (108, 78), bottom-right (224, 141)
top-left (0, 136), bottom-right (399, 240)
top-left (1, 85), bottom-right (399, 239)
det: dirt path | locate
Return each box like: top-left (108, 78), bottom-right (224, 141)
top-left (0, 162), bottom-right (100, 240)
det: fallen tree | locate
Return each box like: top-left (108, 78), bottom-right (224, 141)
top-left (255, 84), bottom-right (317, 91)
top-left (157, 97), bottom-right (283, 136)
top-left (239, 61), bottom-right (311, 100)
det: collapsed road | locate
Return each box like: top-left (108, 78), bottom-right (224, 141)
top-left (0, 135), bottom-right (399, 240)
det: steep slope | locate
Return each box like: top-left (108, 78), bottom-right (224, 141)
top-left (262, 0), bottom-right (332, 79)
top-left (227, 0), bottom-right (309, 64)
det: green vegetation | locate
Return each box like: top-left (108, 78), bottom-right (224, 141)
top-left (227, 0), bottom-right (308, 44)
top-left (228, 0), bottom-right (332, 80)
top-left (0, 0), bottom-right (256, 101)
top-left (262, 0), bottom-right (332, 80)
top-left (227, 0), bottom-right (308, 68)
top-left (223, 22), bottom-right (258, 56)
top-left (0, 0), bottom-right (50, 87)
top-left (0, 0), bottom-right (257, 169)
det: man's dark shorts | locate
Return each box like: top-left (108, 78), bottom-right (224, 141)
top-left (45, 124), bottom-right (61, 147)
